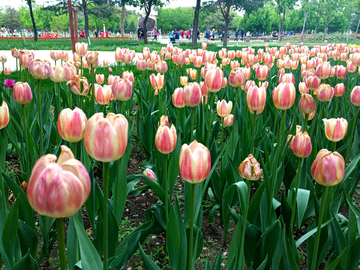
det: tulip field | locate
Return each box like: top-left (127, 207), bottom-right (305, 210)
top-left (1, 41), bottom-right (360, 270)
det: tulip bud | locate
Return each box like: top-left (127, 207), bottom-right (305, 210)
top-left (50, 66), bottom-right (66, 83)
top-left (75, 42), bottom-right (88, 57)
top-left (27, 145), bottom-right (91, 218)
top-left (13, 82), bottom-right (33, 105)
top-left (180, 76), bottom-right (188, 86)
top-left (96, 74), bottom-right (105, 84)
top-left (238, 154), bottom-right (261, 181)
top-left (29, 59), bottom-right (51, 80)
top-left (323, 118), bottom-right (348, 142)
top-left (298, 82), bottom-right (309, 94)
top-left (205, 68), bottom-right (224, 93)
top-left (143, 168), bottom-right (156, 181)
top-left (58, 108), bottom-right (87, 143)
top-left (155, 60), bottom-right (168, 74)
top-left (350, 86), bottom-right (360, 106)
top-left (311, 149), bottom-right (345, 186)
top-left (84, 113), bottom-right (128, 162)
top-left (272, 82), bottom-right (296, 110)
top-left (0, 101), bottom-right (9, 129)
top-left (187, 68), bottom-right (198, 80)
top-left (183, 83), bottom-right (202, 107)
top-left (4, 67), bottom-right (11, 75)
top-left (150, 73), bottom-right (165, 90)
top-left (216, 100), bottom-right (232, 118)
top-left (298, 94), bottom-right (316, 115)
top-left (122, 71), bottom-right (135, 85)
top-left (229, 69), bottom-right (246, 88)
top-left (172, 88), bottom-right (186, 108)
top-left (155, 123), bottom-right (177, 154)
top-left (334, 83), bottom-right (345, 97)
top-left (159, 115), bottom-right (169, 127)
top-left (179, 141), bottom-right (211, 184)
top-left (112, 78), bottom-right (133, 101)
top-left (256, 65), bottom-right (269, 81)
top-left (291, 131), bottom-right (312, 158)
top-left (316, 84), bottom-right (334, 102)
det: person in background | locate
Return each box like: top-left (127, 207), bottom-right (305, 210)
top-left (241, 27), bottom-right (245, 41)
top-left (158, 28), bottom-right (162, 40)
top-left (0, 25), bottom-right (6, 37)
top-left (180, 29), bottom-right (184, 38)
top-left (186, 29), bottom-right (189, 39)
top-left (169, 31), bottom-right (175, 43)
top-left (235, 28), bottom-right (239, 42)
top-left (80, 29), bottom-right (85, 38)
top-left (175, 29), bottom-right (180, 40)
top-left (153, 28), bottom-right (158, 41)
top-left (197, 28), bottom-right (200, 40)
top-left (205, 29), bottom-right (210, 40)
top-left (94, 30), bottom-right (98, 37)
top-left (211, 29), bottom-right (215, 39)
top-left (137, 26), bottom-right (141, 40)
top-left (190, 29), bottom-right (192, 39)
top-left (106, 31), bottom-right (109, 37)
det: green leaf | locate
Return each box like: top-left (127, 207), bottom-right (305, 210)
top-left (297, 188), bottom-right (310, 227)
top-left (325, 248), bottom-right (347, 270)
top-left (17, 221), bottom-right (38, 259)
top-left (138, 243), bottom-right (161, 270)
top-left (0, 191), bottom-right (12, 269)
top-left (11, 250), bottom-right (38, 270)
top-left (345, 237), bottom-right (360, 270)
top-left (168, 133), bottom-right (181, 196)
top-left (2, 197), bottom-right (20, 268)
top-left (296, 218), bottom-right (333, 248)
top-left (74, 215), bottom-right (103, 270)
top-left (256, 255), bottom-right (268, 270)
top-left (223, 181), bottom-right (247, 216)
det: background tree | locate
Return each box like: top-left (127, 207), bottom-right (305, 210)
top-left (274, 0), bottom-right (297, 41)
top-left (300, 0), bottom-right (312, 41)
top-left (1, 7), bottom-right (22, 30)
top-left (27, 0), bottom-right (38, 41)
top-left (354, 0), bottom-right (360, 41)
top-left (192, 0), bottom-right (201, 46)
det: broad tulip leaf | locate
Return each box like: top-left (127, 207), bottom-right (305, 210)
top-left (138, 243), bottom-right (161, 270)
top-left (325, 248), bottom-right (347, 270)
top-left (296, 218), bottom-right (333, 248)
top-left (11, 251), bottom-right (38, 270)
top-left (345, 237), bottom-right (360, 270)
top-left (74, 215), bottom-right (103, 270)
top-left (297, 188), bottom-right (310, 227)
top-left (17, 220), bottom-right (38, 259)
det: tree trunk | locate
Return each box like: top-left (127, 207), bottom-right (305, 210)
top-left (143, 0), bottom-right (153, 45)
top-left (323, 15), bottom-right (328, 41)
top-left (27, 0), bottom-right (37, 41)
top-left (223, 18), bottom-right (230, 47)
top-left (278, 13), bottom-right (281, 42)
top-left (280, 9), bottom-right (285, 41)
top-left (121, 4), bottom-right (125, 37)
top-left (82, 0), bottom-right (89, 39)
top-left (301, 10), bottom-right (309, 42)
top-left (314, 12), bottom-right (319, 40)
top-left (354, 17), bottom-right (360, 41)
top-left (192, 0), bottom-right (201, 47)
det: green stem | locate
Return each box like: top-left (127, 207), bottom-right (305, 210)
top-left (290, 158), bottom-right (302, 231)
top-left (158, 91), bottom-right (162, 118)
top-left (119, 101), bottom-right (124, 115)
top-left (304, 114), bottom-right (309, 133)
top-left (57, 83), bottom-right (61, 118)
top-left (103, 162), bottom-right (109, 270)
top-left (68, 84), bottom-right (72, 109)
top-left (251, 111), bottom-right (257, 154)
top-left (22, 105), bottom-right (29, 181)
top-left (37, 80), bottom-right (43, 155)
top-left (72, 143), bottom-right (77, 159)
top-left (335, 96), bottom-right (339, 118)
top-left (273, 108), bottom-right (278, 139)
top-left (175, 108), bottom-right (180, 131)
top-left (238, 180), bottom-right (251, 269)
top-left (56, 218), bottom-right (66, 270)
top-left (0, 168), bottom-right (6, 213)
top-left (188, 183), bottom-right (196, 270)
top-left (271, 110), bottom-right (286, 197)
top-left (205, 93), bottom-right (215, 146)
top-left (233, 88), bottom-right (239, 122)
top-left (190, 107), bottom-right (195, 142)
top-left (333, 142), bottom-right (336, 152)
top-left (164, 154), bottom-right (169, 224)
top-left (221, 118), bottom-right (225, 151)
top-left (345, 107), bottom-right (359, 161)
top-left (310, 186), bottom-right (328, 270)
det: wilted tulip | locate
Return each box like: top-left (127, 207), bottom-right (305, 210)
top-left (316, 84), bottom-right (334, 102)
top-left (179, 140), bottom-right (211, 184)
top-left (256, 65), bottom-right (269, 81)
top-left (84, 113), bottom-right (128, 162)
top-left (27, 145), bottom-right (91, 218)
top-left (155, 123), bottom-right (177, 154)
top-left (238, 154), bottom-right (261, 181)
top-left (67, 75), bottom-right (90, 96)
top-left (323, 118), bottom-right (348, 142)
top-left (143, 168), bottom-right (156, 181)
top-left (13, 82), bottom-right (32, 105)
top-left (291, 132), bottom-right (312, 158)
top-left (96, 74), bottom-right (105, 84)
top-left (75, 42), bottom-right (88, 57)
top-left (150, 73), bottom-right (165, 90)
top-left (94, 84), bottom-right (112, 105)
top-left (122, 71), bottom-right (135, 85)
top-left (272, 82), bottom-right (296, 110)
top-left (11, 48), bottom-right (19, 58)
top-left (183, 83), bottom-right (202, 107)
top-left (311, 149), bottom-right (345, 186)
top-left (85, 51), bottom-right (99, 66)
top-left (0, 101), bottom-right (9, 129)
top-left (112, 78), bottom-right (133, 101)
top-left (57, 108), bottom-right (87, 143)
top-left (180, 76), bottom-right (188, 86)
top-left (29, 59), bottom-right (51, 80)
top-left (216, 100), bottom-right (232, 118)
top-left (50, 66), bottom-right (66, 83)
top-left (247, 86), bottom-right (266, 114)
top-left (229, 69), bottom-right (246, 88)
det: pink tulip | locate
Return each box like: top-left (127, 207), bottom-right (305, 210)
top-left (0, 101), bottom-right (10, 129)
top-left (143, 168), bottom-right (156, 181)
top-left (323, 118), bottom-right (348, 142)
top-left (350, 86), bottom-right (360, 106)
top-left (272, 82), bottom-right (296, 110)
top-left (58, 107), bottom-right (87, 143)
top-left (95, 84), bottom-right (112, 105)
top-left (75, 42), bottom-right (88, 57)
top-left (291, 132), bottom-right (312, 158)
top-left (13, 82), bottom-right (33, 105)
top-left (183, 83), bottom-right (202, 107)
top-left (216, 100), bottom-right (232, 118)
top-left (247, 86), bottom-right (266, 114)
top-left (111, 78), bottom-right (133, 101)
top-left (29, 59), bottom-right (51, 80)
top-left (155, 123), bottom-right (177, 154)
top-left (122, 71), bottom-right (135, 85)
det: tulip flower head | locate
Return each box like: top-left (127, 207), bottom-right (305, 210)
top-left (58, 107), bottom-right (87, 143)
top-left (13, 82), bottom-right (32, 105)
top-left (29, 59), bottom-right (51, 80)
top-left (216, 100), bottom-right (233, 118)
top-left (179, 141), bottom-right (211, 184)
top-left (298, 94), bottom-right (316, 115)
top-left (143, 168), bottom-right (156, 181)
top-left (238, 154), bottom-right (261, 181)
top-left (50, 51), bottom-right (60, 61)
top-left (256, 65), bottom-right (269, 81)
top-left (84, 113), bottom-right (128, 162)
top-left (27, 145), bottom-right (91, 218)
top-left (19, 50), bottom-right (34, 69)
top-left (172, 88), bottom-right (186, 108)
top-left (229, 69), bottom-right (246, 88)
top-left (67, 75), bottom-right (90, 96)
top-left (4, 66), bottom-right (11, 75)
top-left (180, 76), bottom-right (188, 86)
top-left (223, 114), bottom-right (234, 127)
top-left (136, 60), bottom-right (148, 71)
top-left (183, 83), bottom-right (202, 107)
top-left (155, 60), bottom-right (168, 74)
top-left (311, 149), bottom-right (345, 186)
top-left (159, 115), bottom-right (169, 127)
top-left (187, 68), bottom-right (198, 80)
top-left (75, 42), bottom-right (88, 57)
top-left (350, 86), bottom-right (360, 106)
top-left (122, 71), bottom-right (135, 85)
top-left (50, 65), bottom-right (66, 83)
top-left (95, 84), bottom-right (112, 105)
top-left (272, 82), bottom-right (296, 110)
top-left (96, 74), bottom-right (105, 84)
top-left (291, 131), bottom-right (312, 158)
top-left (323, 118), bottom-right (348, 142)
top-left (316, 84), bottom-right (334, 102)
top-left (334, 83), bottom-right (345, 97)
top-left (205, 68), bottom-right (224, 93)
top-left (247, 86), bottom-right (266, 114)
top-left (155, 122), bottom-right (177, 154)
top-left (0, 101), bottom-right (10, 129)
top-left (150, 73), bottom-right (165, 90)
top-left (4, 79), bottom-right (15, 89)
top-left (112, 78), bottom-right (133, 101)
